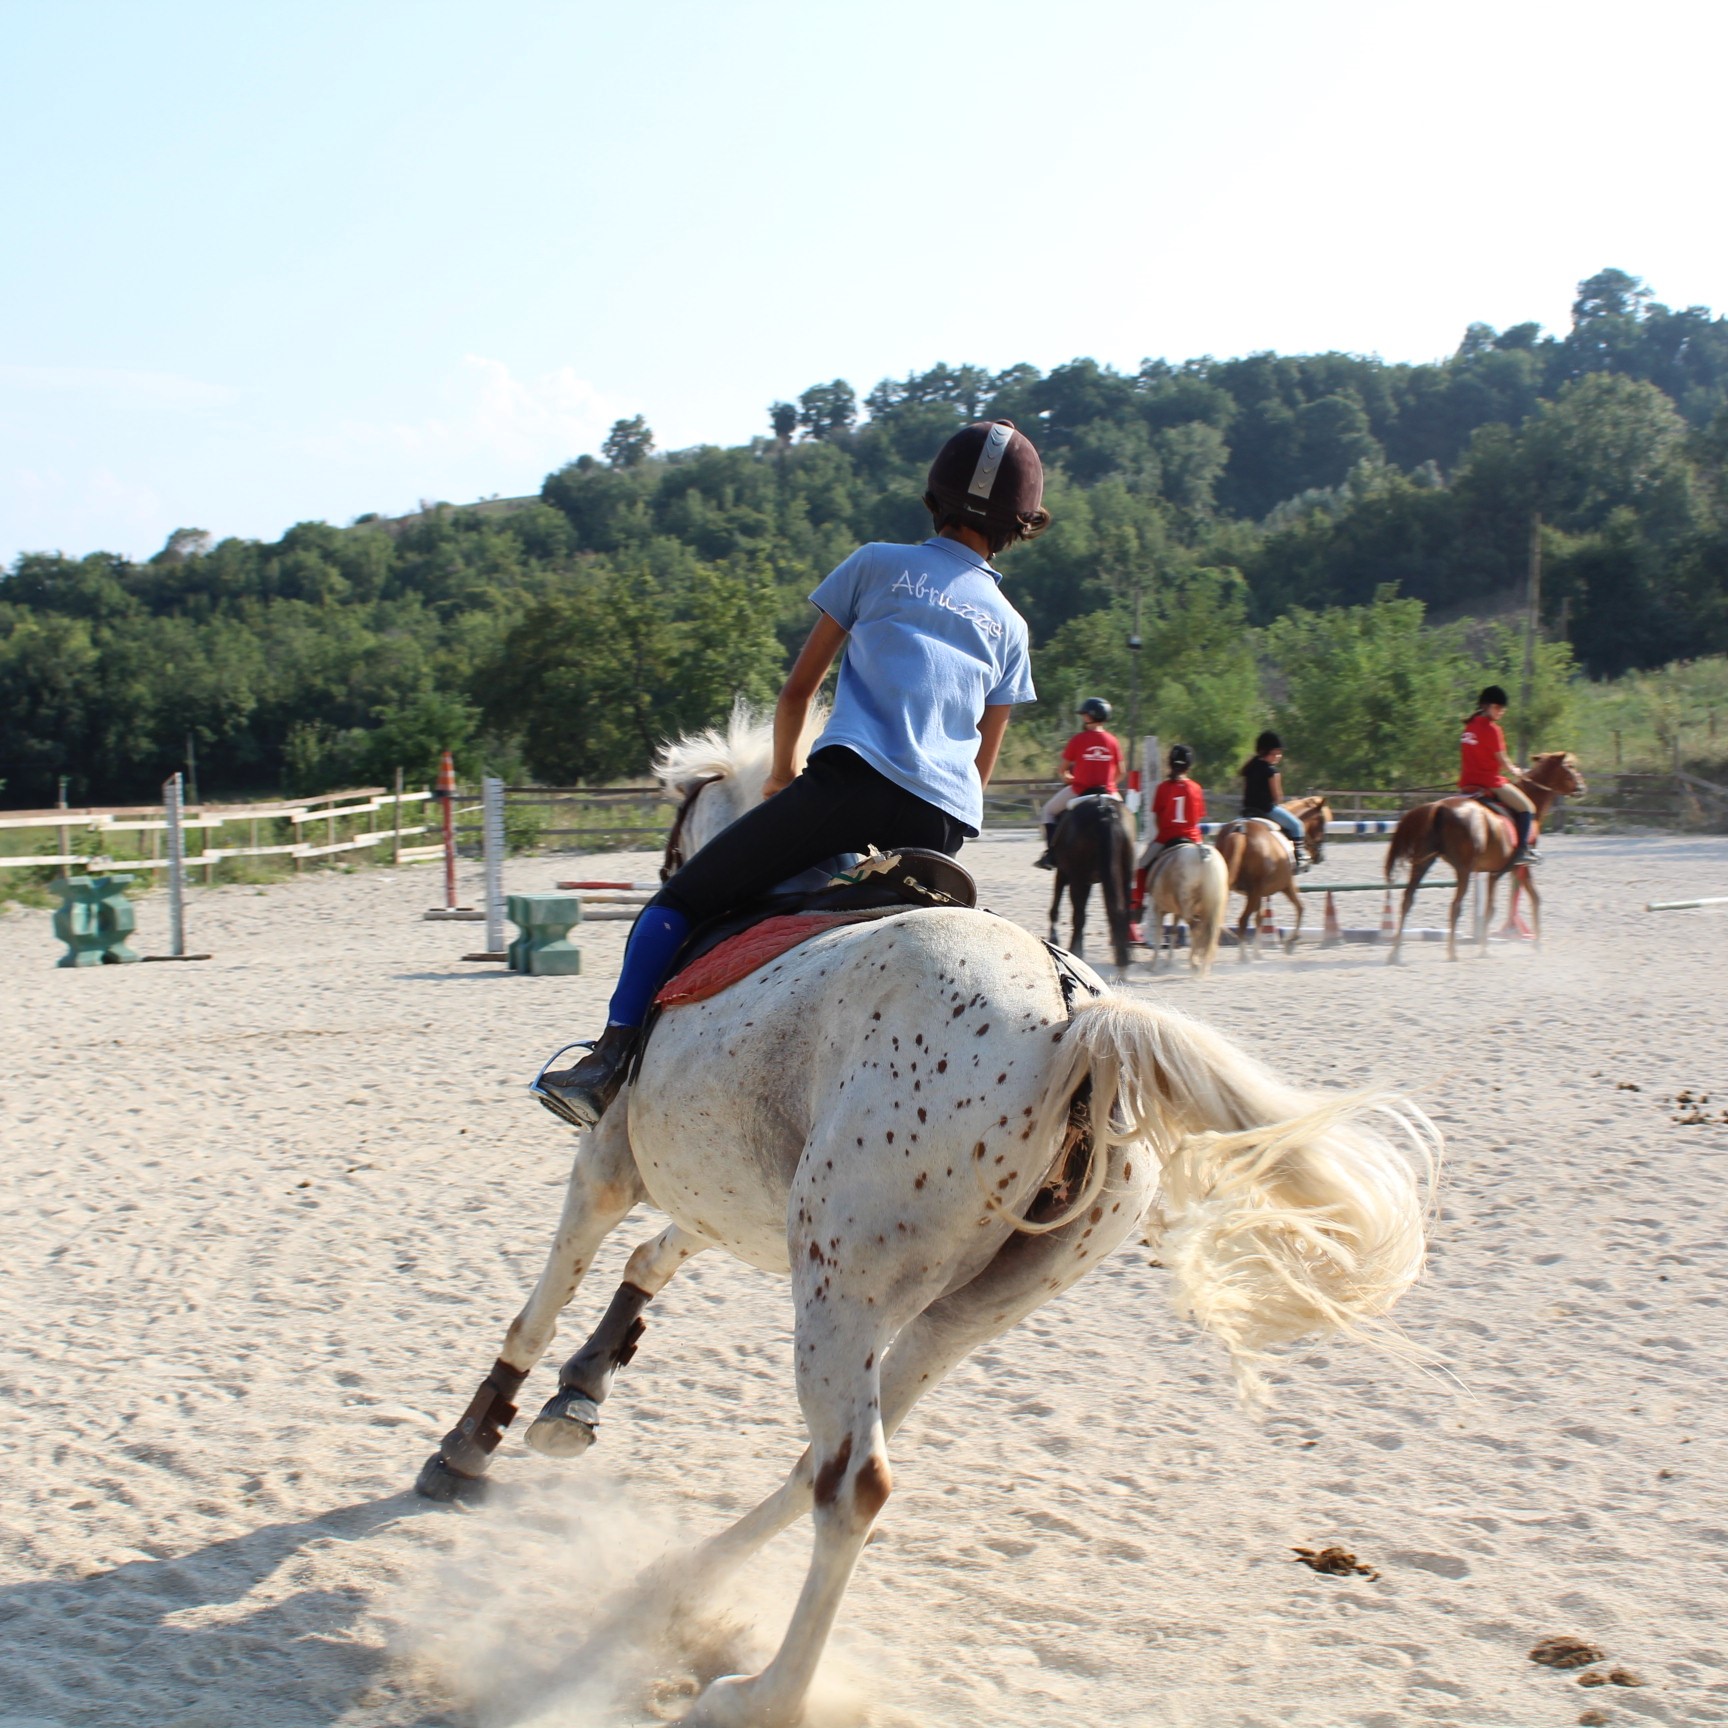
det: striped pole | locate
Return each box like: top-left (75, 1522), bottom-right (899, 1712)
top-left (437, 750), bottom-right (458, 911)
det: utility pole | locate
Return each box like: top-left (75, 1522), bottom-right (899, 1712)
top-left (1127, 587), bottom-right (1144, 746)
top-left (185, 731), bottom-right (201, 807)
top-left (1519, 512), bottom-right (1542, 764)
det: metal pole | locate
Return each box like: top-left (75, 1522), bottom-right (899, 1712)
top-left (1128, 590), bottom-right (1143, 749)
top-left (56, 773), bottom-right (70, 880)
top-left (164, 771), bottom-right (186, 958)
top-left (392, 765), bottom-right (404, 866)
top-left (483, 776), bottom-right (506, 955)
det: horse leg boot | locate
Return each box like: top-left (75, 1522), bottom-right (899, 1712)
top-left (527, 1222), bottom-right (710, 1457)
top-left (416, 1107), bottom-right (646, 1502)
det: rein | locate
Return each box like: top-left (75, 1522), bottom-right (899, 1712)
top-left (661, 774), bottom-right (723, 882)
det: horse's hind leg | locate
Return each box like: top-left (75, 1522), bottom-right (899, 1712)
top-left (1282, 886), bottom-right (1303, 954)
top-left (526, 1222), bottom-right (711, 1457)
top-left (1069, 877), bottom-right (1091, 958)
top-left (416, 1105), bottom-right (646, 1502)
top-left (1047, 872), bottom-right (1064, 944)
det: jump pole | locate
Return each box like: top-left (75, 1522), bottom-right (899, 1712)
top-left (460, 776), bottom-right (509, 962)
top-left (142, 771), bottom-right (211, 961)
top-left (1647, 894), bottom-right (1728, 912)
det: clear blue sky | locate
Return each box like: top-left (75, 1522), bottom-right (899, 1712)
top-left (2, 0), bottom-right (1722, 564)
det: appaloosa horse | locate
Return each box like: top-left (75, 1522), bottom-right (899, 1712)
top-left (1383, 752), bottom-right (1586, 962)
top-left (1047, 792), bottom-right (1135, 975)
top-left (1213, 796), bottom-right (1331, 959)
top-left (416, 710), bottom-right (1435, 1728)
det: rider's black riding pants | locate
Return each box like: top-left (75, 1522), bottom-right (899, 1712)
top-left (604, 747), bottom-right (971, 1028)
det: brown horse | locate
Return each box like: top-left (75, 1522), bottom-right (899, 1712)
top-left (1382, 752), bottom-right (1586, 962)
top-left (1213, 796), bottom-right (1331, 959)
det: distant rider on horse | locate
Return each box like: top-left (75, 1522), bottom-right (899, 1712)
top-left (534, 421), bottom-right (1049, 1129)
top-left (1034, 697), bottom-right (1123, 870)
top-left (1460, 684), bottom-right (1538, 866)
top-left (1240, 730), bottom-right (1309, 873)
top-left (1140, 743), bottom-right (1205, 872)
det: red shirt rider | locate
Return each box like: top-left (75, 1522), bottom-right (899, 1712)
top-left (1152, 776), bottom-right (1205, 843)
top-left (1062, 728), bottom-right (1123, 795)
top-left (1459, 712), bottom-right (1509, 790)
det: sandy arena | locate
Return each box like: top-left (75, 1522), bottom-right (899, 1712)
top-left (2, 831), bottom-right (1726, 1728)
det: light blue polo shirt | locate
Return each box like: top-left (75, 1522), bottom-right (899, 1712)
top-left (808, 536), bottom-right (1036, 831)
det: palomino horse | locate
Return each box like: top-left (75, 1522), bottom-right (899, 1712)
top-left (1383, 752), bottom-right (1586, 963)
top-left (1212, 796), bottom-right (1331, 959)
top-left (417, 710), bottom-right (1435, 1728)
top-left (1140, 841), bottom-right (1230, 977)
top-left (1047, 792), bottom-right (1135, 975)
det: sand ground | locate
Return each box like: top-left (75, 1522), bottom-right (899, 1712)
top-left (2, 832), bottom-right (1726, 1728)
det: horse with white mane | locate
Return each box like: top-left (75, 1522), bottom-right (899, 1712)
top-left (418, 707), bottom-right (1437, 1728)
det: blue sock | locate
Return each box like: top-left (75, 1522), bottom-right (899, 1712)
top-left (605, 904), bottom-right (693, 1028)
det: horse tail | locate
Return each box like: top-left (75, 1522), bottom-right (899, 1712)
top-left (1192, 846), bottom-right (1229, 972)
top-left (1016, 996), bottom-right (1437, 1402)
top-left (1384, 808), bottom-right (1431, 881)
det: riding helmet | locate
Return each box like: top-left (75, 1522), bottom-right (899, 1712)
top-left (1478, 685), bottom-right (1510, 708)
top-left (924, 420), bottom-right (1051, 547)
top-left (1078, 697), bottom-right (1112, 723)
top-left (1167, 743), bottom-right (1194, 775)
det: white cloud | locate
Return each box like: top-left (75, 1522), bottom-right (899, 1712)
top-left (304, 355), bottom-right (618, 469)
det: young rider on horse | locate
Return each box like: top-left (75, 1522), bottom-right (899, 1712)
top-left (1240, 730), bottom-right (1308, 872)
top-left (534, 420), bottom-right (1049, 1129)
top-left (1034, 697), bottom-right (1123, 869)
top-left (1131, 741), bottom-right (1206, 929)
top-left (1461, 684), bottom-right (1538, 865)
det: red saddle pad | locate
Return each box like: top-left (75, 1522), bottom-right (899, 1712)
top-left (655, 912), bottom-right (880, 1008)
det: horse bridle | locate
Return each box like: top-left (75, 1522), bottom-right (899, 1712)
top-left (660, 774), bottom-right (722, 882)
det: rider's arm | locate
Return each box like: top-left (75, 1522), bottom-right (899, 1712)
top-left (1268, 769), bottom-right (1285, 805)
top-left (1496, 746), bottom-right (1523, 779)
top-left (976, 705), bottom-right (1012, 788)
top-left (763, 613), bottom-right (848, 799)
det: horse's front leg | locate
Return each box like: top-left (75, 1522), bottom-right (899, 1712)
top-left (416, 1104), bottom-right (647, 1502)
top-left (1282, 886), bottom-right (1303, 954)
top-left (526, 1221), bottom-right (711, 1457)
top-left (1236, 895), bottom-right (1256, 962)
top-left (1446, 870), bottom-right (1469, 962)
top-left (1479, 870), bottom-right (1500, 956)
top-left (1047, 871), bottom-right (1064, 944)
top-left (1522, 870), bottom-right (1542, 946)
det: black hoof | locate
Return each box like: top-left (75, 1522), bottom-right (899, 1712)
top-left (415, 1451), bottom-right (492, 1504)
top-left (525, 1389), bottom-right (600, 1458)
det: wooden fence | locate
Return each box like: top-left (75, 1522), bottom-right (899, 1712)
top-left (0, 787), bottom-right (437, 879)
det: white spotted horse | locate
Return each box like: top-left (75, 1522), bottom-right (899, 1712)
top-left (416, 706), bottom-right (1437, 1728)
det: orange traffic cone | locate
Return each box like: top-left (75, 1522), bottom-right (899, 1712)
top-left (1321, 891), bottom-right (1342, 948)
top-left (1379, 889), bottom-right (1396, 942)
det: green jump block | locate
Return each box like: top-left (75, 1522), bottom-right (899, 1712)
top-left (52, 875), bottom-right (140, 967)
top-left (507, 892), bottom-right (583, 977)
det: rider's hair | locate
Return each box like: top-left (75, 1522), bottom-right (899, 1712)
top-left (1167, 743), bottom-right (1194, 778)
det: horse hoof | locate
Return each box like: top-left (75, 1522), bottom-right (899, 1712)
top-left (525, 1390), bottom-right (600, 1458)
top-left (415, 1452), bottom-right (492, 1504)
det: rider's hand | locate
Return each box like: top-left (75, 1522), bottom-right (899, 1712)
top-left (761, 771), bottom-right (792, 800)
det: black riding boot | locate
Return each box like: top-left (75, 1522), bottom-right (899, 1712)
top-left (535, 1023), bottom-right (640, 1129)
top-left (1034, 822), bottom-right (1057, 870)
top-left (1510, 809), bottom-right (1538, 866)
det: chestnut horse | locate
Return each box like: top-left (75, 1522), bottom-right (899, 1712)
top-left (1382, 752), bottom-right (1586, 963)
top-left (1213, 796), bottom-right (1331, 959)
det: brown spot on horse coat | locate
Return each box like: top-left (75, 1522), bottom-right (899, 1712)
top-left (815, 1435), bottom-right (855, 1506)
top-left (853, 1453), bottom-right (892, 1520)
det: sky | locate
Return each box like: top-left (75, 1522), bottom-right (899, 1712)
top-left (2, 0), bottom-right (1723, 565)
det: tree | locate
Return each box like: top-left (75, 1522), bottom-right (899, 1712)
top-left (1266, 589), bottom-right (1466, 789)
top-left (769, 401), bottom-right (798, 443)
top-left (602, 415), bottom-right (655, 469)
top-left (797, 380), bottom-right (856, 441)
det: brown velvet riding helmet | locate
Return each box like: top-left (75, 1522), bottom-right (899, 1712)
top-left (923, 420), bottom-right (1051, 548)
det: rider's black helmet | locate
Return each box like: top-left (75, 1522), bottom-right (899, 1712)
top-left (1078, 697), bottom-right (1111, 723)
top-left (1478, 685), bottom-right (1509, 708)
top-left (1255, 729), bottom-right (1283, 754)
top-left (1167, 743), bottom-right (1194, 775)
top-left (924, 420), bottom-right (1050, 555)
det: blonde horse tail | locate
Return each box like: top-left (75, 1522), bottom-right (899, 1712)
top-left (1016, 996), bottom-right (1437, 1400)
top-left (1192, 847), bottom-right (1229, 974)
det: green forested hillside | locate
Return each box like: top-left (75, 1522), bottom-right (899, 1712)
top-left (4, 268), bottom-right (1725, 806)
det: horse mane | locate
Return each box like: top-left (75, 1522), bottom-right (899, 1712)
top-left (1286, 794), bottom-right (1329, 816)
top-left (654, 698), bottom-right (828, 803)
